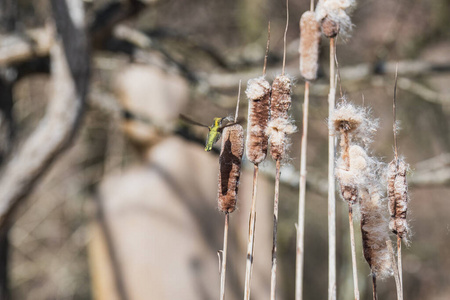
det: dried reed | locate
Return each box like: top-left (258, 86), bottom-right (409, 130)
top-left (243, 25), bottom-right (271, 300)
top-left (268, 3), bottom-right (297, 297)
top-left (387, 68), bottom-right (410, 300)
top-left (296, 1), bottom-right (320, 299)
top-left (327, 36), bottom-right (337, 300)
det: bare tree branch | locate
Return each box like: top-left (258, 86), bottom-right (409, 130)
top-left (0, 0), bottom-right (89, 229)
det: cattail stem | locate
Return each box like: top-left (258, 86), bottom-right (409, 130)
top-left (219, 212), bottom-right (229, 300)
top-left (295, 81), bottom-right (310, 300)
top-left (244, 164), bottom-right (259, 300)
top-left (371, 273), bottom-right (378, 300)
top-left (397, 235), bottom-right (403, 299)
top-left (270, 159), bottom-right (281, 300)
top-left (328, 37), bottom-right (337, 300)
top-left (387, 240), bottom-right (403, 300)
top-left (348, 206), bottom-right (360, 300)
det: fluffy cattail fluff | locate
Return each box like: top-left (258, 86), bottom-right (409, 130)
top-left (315, 0), bottom-right (356, 38)
top-left (336, 145), bottom-right (372, 204)
top-left (266, 75), bottom-right (297, 161)
top-left (360, 184), bottom-right (393, 279)
top-left (387, 158), bottom-right (410, 240)
top-left (218, 124), bottom-right (245, 213)
top-left (246, 77), bottom-right (271, 164)
top-left (299, 11), bottom-right (321, 81)
top-left (331, 101), bottom-right (378, 147)
top-left (332, 101), bottom-right (377, 206)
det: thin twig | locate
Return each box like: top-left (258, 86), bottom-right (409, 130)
top-left (263, 22), bottom-right (271, 76)
top-left (295, 80), bottom-right (310, 300)
top-left (393, 63), bottom-right (399, 162)
top-left (244, 165), bottom-right (259, 300)
top-left (270, 159), bottom-right (281, 300)
top-left (310, 0), bottom-right (314, 11)
top-left (328, 37), bottom-right (337, 300)
top-left (219, 213), bottom-right (230, 300)
top-left (393, 64), bottom-right (404, 299)
top-left (235, 80), bottom-right (242, 122)
top-left (348, 206), bottom-right (360, 300)
top-left (282, 0), bottom-right (289, 76)
top-left (334, 51), bottom-right (344, 99)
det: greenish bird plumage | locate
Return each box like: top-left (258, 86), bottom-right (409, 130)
top-left (179, 114), bottom-right (242, 152)
top-left (205, 117), bottom-right (224, 151)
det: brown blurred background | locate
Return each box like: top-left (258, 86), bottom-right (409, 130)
top-left (1, 0), bottom-right (449, 299)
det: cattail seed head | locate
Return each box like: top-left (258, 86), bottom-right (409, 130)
top-left (246, 77), bottom-right (271, 164)
top-left (331, 101), bottom-right (378, 146)
top-left (299, 11), bottom-right (321, 81)
top-left (218, 124), bottom-right (245, 213)
top-left (315, 0), bottom-right (356, 38)
top-left (360, 186), bottom-right (393, 279)
top-left (321, 16), bottom-right (340, 38)
top-left (336, 144), bottom-right (371, 204)
top-left (387, 158), bottom-right (410, 240)
top-left (266, 75), bottom-right (296, 161)
top-left (270, 75), bottom-right (292, 120)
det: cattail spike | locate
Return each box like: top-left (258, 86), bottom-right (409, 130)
top-left (246, 77), bottom-right (271, 164)
top-left (267, 75), bottom-right (296, 161)
top-left (299, 11), bottom-right (321, 81)
top-left (360, 187), bottom-right (393, 280)
top-left (218, 124), bottom-right (244, 213)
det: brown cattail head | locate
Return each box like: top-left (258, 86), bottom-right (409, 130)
top-left (246, 77), bottom-right (271, 164)
top-left (321, 16), bottom-right (339, 37)
top-left (387, 158), bottom-right (410, 240)
top-left (331, 101), bottom-right (378, 146)
top-left (270, 75), bottom-right (292, 120)
top-left (360, 187), bottom-right (393, 279)
top-left (299, 11), bottom-right (321, 81)
top-left (315, 0), bottom-right (356, 39)
top-left (266, 75), bottom-right (297, 161)
top-left (218, 124), bottom-right (245, 213)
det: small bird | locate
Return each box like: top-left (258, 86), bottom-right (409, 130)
top-left (180, 115), bottom-right (241, 151)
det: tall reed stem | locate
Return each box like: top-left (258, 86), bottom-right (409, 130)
top-left (348, 206), bottom-right (360, 300)
top-left (372, 273), bottom-right (378, 300)
top-left (219, 213), bottom-right (229, 300)
top-left (295, 81), bottom-right (310, 300)
top-left (328, 37), bottom-right (337, 300)
top-left (397, 235), bottom-right (403, 299)
top-left (270, 159), bottom-right (281, 300)
top-left (387, 240), bottom-right (403, 300)
top-left (244, 165), bottom-right (259, 300)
